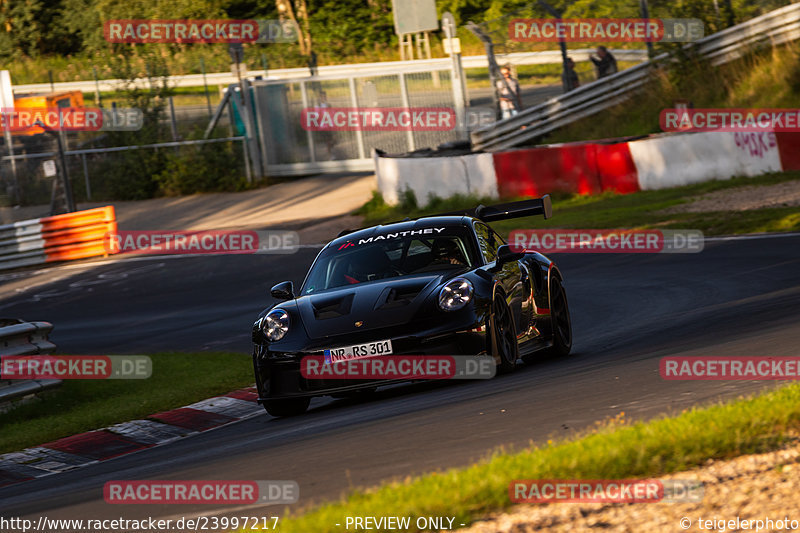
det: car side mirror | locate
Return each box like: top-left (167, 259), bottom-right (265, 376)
top-left (270, 281), bottom-right (294, 300)
top-left (495, 244), bottom-right (525, 267)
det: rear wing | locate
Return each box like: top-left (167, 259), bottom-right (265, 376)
top-left (434, 195), bottom-right (553, 222)
top-left (337, 195), bottom-right (553, 238)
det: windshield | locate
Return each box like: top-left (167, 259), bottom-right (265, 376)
top-left (302, 226), bottom-right (478, 294)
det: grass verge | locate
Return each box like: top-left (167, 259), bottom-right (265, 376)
top-left (355, 171), bottom-right (800, 237)
top-left (245, 383), bottom-right (800, 533)
top-left (0, 351), bottom-right (252, 454)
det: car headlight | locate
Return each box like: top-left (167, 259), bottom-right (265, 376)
top-left (438, 278), bottom-right (473, 311)
top-left (263, 309), bottom-right (290, 341)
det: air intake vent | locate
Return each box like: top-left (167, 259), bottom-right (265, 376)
top-left (312, 293), bottom-right (354, 319)
top-left (375, 282), bottom-right (426, 310)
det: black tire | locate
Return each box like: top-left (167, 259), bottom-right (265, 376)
top-left (264, 397), bottom-right (310, 417)
top-left (492, 296), bottom-right (519, 373)
top-left (545, 275), bottom-right (572, 357)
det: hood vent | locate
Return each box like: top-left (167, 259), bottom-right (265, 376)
top-left (312, 293), bottom-right (355, 320)
top-left (375, 283), bottom-right (427, 310)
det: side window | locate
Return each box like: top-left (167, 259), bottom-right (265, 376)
top-left (474, 222), bottom-right (499, 263)
top-left (491, 228), bottom-right (506, 246)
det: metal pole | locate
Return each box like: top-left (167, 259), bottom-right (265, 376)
top-left (232, 46), bottom-right (261, 178)
top-left (348, 77), bottom-right (366, 160)
top-left (81, 153), bottom-right (91, 200)
top-left (442, 13), bottom-right (468, 140)
top-left (261, 53), bottom-right (269, 77)
top-left (722, 0), bottom-right (735, 27)
top-left (55, 115), bottom-right (75, 212)
top-left (249, 83), bottom-right (270, 173)
top-left (93, 67), bottom-right (102, 107)
top-left (423, 31), bottom-right (441, 88)
top-left (168, 96), bottom-right (179, 143)
top-left (538, 1), bottom-right (571, 94)
top-left (241, 138), bottom-right (252, 182)
top-left (48, 71), bottom-right (55, 93)
top-left (639, 0), bottom-right (655, 59)
top-left (299, 81), bottom-right (316, 162)
top-left (3, 129), bottom-right (18, 204)
top-left (239, 80), bottom-right (261, 180)
top-left (200, 58), bottom-right (212, 117)
top-left (398, 72), bottom-right (415, 151)
top-left (227, 92), bottom-right (234, 137)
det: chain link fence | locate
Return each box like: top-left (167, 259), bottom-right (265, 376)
top-left (1, 137), bottom-right (248, 208)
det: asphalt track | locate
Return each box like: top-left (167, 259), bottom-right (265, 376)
top-left (1, 233), bottom-right (799, 528)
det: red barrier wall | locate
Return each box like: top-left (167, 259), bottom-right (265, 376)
top-left (492, 144), bottom-right (602, 198)
top-left (492, 141), bottom-right (640, 198)
top-left (775, 132), bottom-right (800, 171)
top-left (594, 143), bottom-right (641, 193)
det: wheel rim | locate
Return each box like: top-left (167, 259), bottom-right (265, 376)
top-left (494, 298), bottom-right (516, 364)
top-left (551, 281), bottom-right (571, 346)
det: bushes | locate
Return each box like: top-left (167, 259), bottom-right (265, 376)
top-left (154, 143), bottom-right (248, 196)
top-left (67, 51), bottom-right (250, 202)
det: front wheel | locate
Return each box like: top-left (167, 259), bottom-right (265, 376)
top-left (264, 397), bottom-right (310, 417)
top-left (545, 276), bottom-right (572, 357)
top-left (492, 296), bottom-right (519, 373)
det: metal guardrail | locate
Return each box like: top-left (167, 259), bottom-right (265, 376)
top-left (13, 49), bottom-right (648, 94)
top-left (0, 319), bottom-right (59, 405)
top-left (471, 3), bottom-right (800, 151)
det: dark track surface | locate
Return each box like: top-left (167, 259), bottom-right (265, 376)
top-left (2, 233), bottom-right (799, 526)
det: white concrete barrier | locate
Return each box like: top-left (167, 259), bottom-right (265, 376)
top-left (374, 151), bottom-right (498, 206)
top-left (629, 131), bottom-right (782, 190)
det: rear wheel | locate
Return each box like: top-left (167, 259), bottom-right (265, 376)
top-left (492, 296), bottom-right (519, 373)
top-left (546, 276), bottom-right (572, 357)
top-left (264, 397), bottom-right (310, 417)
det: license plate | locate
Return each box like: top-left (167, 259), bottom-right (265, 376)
top-left (324, 339), bottom-right (393, 364)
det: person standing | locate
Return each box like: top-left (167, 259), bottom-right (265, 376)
top-left (562, 57), bottom-right (580, 92)
top-left (590, 46), bottom-right (618, 79)
top-left (496, 65), bottom-right (522, 120)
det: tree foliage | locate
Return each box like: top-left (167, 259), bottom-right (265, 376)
top-left (0, 0), bottom-right (794, 64)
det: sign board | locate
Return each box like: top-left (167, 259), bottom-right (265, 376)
top-left (391, 0), bottom-right (438, 35)
top-left (43, 160), bottom-right (57, 177)
top-left (443, 37), bottom-right (461, 55)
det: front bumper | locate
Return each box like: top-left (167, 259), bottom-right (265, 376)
top-left (254, 324), bottom-right (488, 400)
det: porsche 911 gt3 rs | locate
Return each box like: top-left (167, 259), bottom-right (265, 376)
top-left (252, 196), bottom-right (572, 416)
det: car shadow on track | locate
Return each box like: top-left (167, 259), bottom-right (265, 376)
top-left (271, 351), bottom-right (580, 419)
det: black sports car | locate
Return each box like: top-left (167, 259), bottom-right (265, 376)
top-left (251, 195), bottom-right (572, 416)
